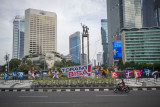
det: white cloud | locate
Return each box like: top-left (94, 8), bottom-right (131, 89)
top-left (0, 0), bottom-right (107, 65)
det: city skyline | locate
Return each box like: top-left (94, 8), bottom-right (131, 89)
top-left (0, 0), bottom-right (106, 65)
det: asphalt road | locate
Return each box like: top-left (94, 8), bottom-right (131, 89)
top-left (0, 91), bottom-right (160, 107)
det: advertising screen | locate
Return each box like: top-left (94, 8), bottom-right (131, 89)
top-left (112, 40), bottom-right (122, 58)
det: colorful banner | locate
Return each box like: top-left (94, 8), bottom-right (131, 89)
top-left (124, 70), bottom-right (132, 78)
top-left (139, 70), bottom-right (144, 77)
top-left (17, 72), bottom-right (24, 80)
top-left (61, 64), bottom-right (92, 78)
top-left (111, 71), bottom-right (119, 78)
top-left (4, 73), bottom-right (10, 80)
top-left (12, 72), bottom-right (17, 79)
top-left (133, 70), bottom-right (142, 79)
top-left (144, 69), bottom-right (152, 77)
top-left (31, 72), bottom-right (36, 79)
top-left (106, 69), bottom-right (109, 74)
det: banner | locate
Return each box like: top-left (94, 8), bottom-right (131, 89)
top-left (111, 71), bottom-right (119, 78)
top-left (139, 70), bottom-right (143, 77)
top-left (61, 64), bottom-right (92, 78)
top-left (144, 69), bottom-right (152, 77)
top-left (12, 72), bottom-right (17, 79)
top-left (31, 72), bottom-right (36, 79)
top-left (124, 70), bottom-right (132, 78)
top-left (17, 72), bottom-right (24, 80)
top-left (4, 73), bottom-right (10, 80)
top-left (133, 70), bottom-right (142, 79)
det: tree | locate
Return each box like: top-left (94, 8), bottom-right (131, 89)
top-left (17, 64), bottom-right (29, 73)
top-left (9, 58), bottom-right (21, 71)
top-left (117, 58), bottom-right (124, 70)
top-left (26, 59), bottom-right (32, 66)
top-left (101, 64), bottom-right (107, 70)
top-left (153, 62), bottom-right (160, 71)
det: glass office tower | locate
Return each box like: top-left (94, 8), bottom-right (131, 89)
top-left (13, 15), bottom-right (24, 59)
top-left (69, 32), bottom-right (81, 64)
top-left (101, 19), bottom-right (108, 65)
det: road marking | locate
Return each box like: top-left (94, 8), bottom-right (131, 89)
top-left (142, 88), bottom-right (147, 91)
top-left (152, 88), bottom-right (156, 90)
top-left (31, 102), bottom-right (79, 104)
top-left (96, 95), bottom-right (128, 97)
top-left (85, 89), bottom-right (89, 91)
top-left (66, 89), bottom-right (71, 92)
top-left (19, 96), bottom-right (48, 98)
top-left (94, 89), bottom-right (99, 91)
top-left (104, 89), bottom-right (109, 91)
top-left (75, 89), bottom-right (80, 91)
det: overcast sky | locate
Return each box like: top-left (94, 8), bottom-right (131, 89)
top-left (0, 0), bottom-right (107, 65)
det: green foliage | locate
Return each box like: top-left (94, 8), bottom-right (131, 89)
top-left (117, 58), bottom-right (124, 70)
top-left (9, 58), bottom-right (21, 71)
top-left (101, 64), bottom-right (107, 69)
top-left (124, 61), bottom-right (160, 71)
top-left (17, 64), bottom-right (29, 73)
top-left (26, 59), bottom-right (32, 66)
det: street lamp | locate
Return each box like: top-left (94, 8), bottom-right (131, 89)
top-left (44, 54), bottom-right (46, 70)
top-left (8, 54), bottom-right (10, 72)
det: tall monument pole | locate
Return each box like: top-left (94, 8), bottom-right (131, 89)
top-left (81, 23), bottom-right (89, 65)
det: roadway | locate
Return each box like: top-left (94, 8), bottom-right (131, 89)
top-left (0, 91), bottom-right (160, 107)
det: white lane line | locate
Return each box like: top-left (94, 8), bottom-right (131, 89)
top-left (19, 96), bottom-right (48, 98)
top-left (96, 95), bottom-right (128, 97)
top-left (31, 102), bottom-right (79, 104)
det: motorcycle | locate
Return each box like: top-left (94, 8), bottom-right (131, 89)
top-left (113, 83), bottom-right (130, 93)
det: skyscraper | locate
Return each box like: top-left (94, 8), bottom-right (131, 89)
top-left (142, 0), bottom-right (160, 27)
top-left (97, 52), bottom-right (103, 66)
top-left (101, 19), bottom-right (108, 65)
top-left (123, 0), bottom-right (142, 28)
top-left (12, 15), bottom-right (24, 59)
top-left (69, 31), bottom-right (81, 64)
top-left (107, 0), bottom-right (142, 66)
top-left (24, 8), bottom-right (57, 56)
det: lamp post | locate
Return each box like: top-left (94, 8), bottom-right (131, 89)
top-left (8, 54), bottom-right (10, 72)
top-left (44, 54), bottom-right (46, 70)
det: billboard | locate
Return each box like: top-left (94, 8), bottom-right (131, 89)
top-left (112, 40), bottom-right (122, 58)
top-left (61, 64), bottom-right (92, 78)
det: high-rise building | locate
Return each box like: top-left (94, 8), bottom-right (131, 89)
top-left (142, 0), bottom-right (160, 27)
top-left (24, 8), bottom-right (57, 56)
top-left (121, 27), bottom-right (160, 64)
top-left (97, 52), bottom-right (103, 66)
top-left (101, 19), bottom-right (108, 65)
top-left (69, 31), bottom-right (81, 64)
top-left (13, 15), bottom-right (25, 59)
top-left (123, 0), bottom-right (142, 28)
top-left (107, 0), bottom-right (142, 66)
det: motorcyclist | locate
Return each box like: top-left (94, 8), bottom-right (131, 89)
top-left (119, 78), bottom-right (125, 90)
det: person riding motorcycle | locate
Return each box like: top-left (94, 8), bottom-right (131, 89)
top-left (119, 78), bottom-right (125, 90)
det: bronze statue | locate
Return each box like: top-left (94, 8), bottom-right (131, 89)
top-left (81, 23), bottom-right (89, 34)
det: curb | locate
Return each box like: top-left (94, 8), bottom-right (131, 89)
top-left (0, 87), bottom-right (160, 92)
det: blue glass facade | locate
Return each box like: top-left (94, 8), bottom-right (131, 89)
top-left (69, 32), bottom-right (81, 64)
top-left (101, 19), bottom-right (108, 65)
top-left (142, 0), bottom-right (160, 27)
top-left (13, 16), bottom-right (24, 59)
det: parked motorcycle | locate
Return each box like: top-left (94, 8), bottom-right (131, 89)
top-left (113, 83), bottom-right (130, 93)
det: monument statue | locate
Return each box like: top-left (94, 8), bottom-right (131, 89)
top-left (81, 23), bottom-right (89, 34)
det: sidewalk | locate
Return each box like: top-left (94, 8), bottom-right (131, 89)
top-left (0, 78), bottom-right (160, 88)
top-left (0, 80), bottom-right (33, 88)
